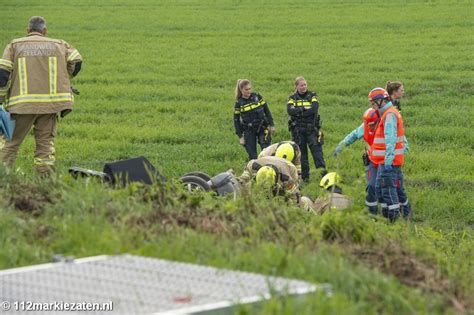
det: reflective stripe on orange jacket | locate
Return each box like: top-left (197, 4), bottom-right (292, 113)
top-left (368, 106), bottom-right (405, 166)
top-left (363, 120), bottom-right (376, 146)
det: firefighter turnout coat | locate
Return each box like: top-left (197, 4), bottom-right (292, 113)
top-left (0, 32), bottom-right (82, 114)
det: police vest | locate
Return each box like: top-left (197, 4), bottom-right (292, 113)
top-left (236, 93), bottom-right (267, 125)
top-left (368, 107), bottom-right (405, 166)
top-left (288, 91), bottom-right (319, 128)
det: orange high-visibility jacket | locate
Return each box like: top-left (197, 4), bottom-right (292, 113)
top-left (368, 107), bottom-right (405, 166)
top-left (363, 120), bottom-right (376, 146)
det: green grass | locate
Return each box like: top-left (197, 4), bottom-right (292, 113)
top-left (1, 0), bottom-right (473, 314)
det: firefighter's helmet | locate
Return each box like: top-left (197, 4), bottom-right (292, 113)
top-left (255, 165), bottom-right (277, 187)
top-left (275, 143), bottom-right (295, 162)
top-left (320, 172), bottom-right (342, 191)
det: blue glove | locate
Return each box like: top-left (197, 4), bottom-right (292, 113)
top-left (383, 164), bottom-right (392, 172)
top-left (332, 144), bottom-right (343, 157)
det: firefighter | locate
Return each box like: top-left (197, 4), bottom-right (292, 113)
top-left (0, 16), bottom-right (82, 174)
top-left (367, 88), bottom-right (411, 222)
top-left (332, 108), bottom-right (380, 214)
top-left (239, 156), bottom-right (300, 203)
top-left (287, 76), bottom-right (326, 182)
top-left (318, 172), bottom-right (353, 211)
top-left (385, 81), bottom-right (404, 112)
top-left (233, 79), bottom-right (275, 160)
top-left (258, 140), bottom-right (302, 176)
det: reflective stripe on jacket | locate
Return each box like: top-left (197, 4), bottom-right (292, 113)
top-left (337, 118), bottom-right (377, 150)
top-left (234, 92), bottom-right (274, 137)
top-left (0, 32), bottom-right (82, 114)
top-left (363, 120), bottom-right (377, 146)
top-left (287, 91), bottom-right (320, 129)
top-left (368, 104), bottom-right (405, 166)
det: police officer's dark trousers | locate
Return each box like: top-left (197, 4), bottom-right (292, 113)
top-left (243, 127), bottom-right (271, 160)
top-left (293, 129), bottom-right (325, 180)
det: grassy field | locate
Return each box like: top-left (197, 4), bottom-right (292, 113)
top-left (1, 0), bottom-right (473, 314)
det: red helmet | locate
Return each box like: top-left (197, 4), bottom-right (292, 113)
top-left (368, 88), bottom-right (389, 101)
top-left (363, 108), bottom-right (379, 124)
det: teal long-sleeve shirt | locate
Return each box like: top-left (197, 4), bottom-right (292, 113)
top-left (336, 107), bottom-right (409, 158)
top-left (337, 123), bottom-right (364, 147)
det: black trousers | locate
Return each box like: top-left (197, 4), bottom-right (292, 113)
top-left (243, 127), bottom-right (271, 160)
top-left (292, 129), bottom-right (326, 179)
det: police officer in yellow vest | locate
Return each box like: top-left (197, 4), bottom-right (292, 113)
top-left (287, 76), bottom-right (327, 182)
top-left (234, 79), bottom-right (275, 160)
top-left (0, 16), bottom-right (82, 174)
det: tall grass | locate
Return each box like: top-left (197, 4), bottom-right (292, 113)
top-left (0, 0), bottom-right (472, 313)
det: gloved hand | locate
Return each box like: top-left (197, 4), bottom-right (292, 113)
top-left (60, 109), bottom-right (72, 118)
top-left (268, 126), bottom-right (276, 135)
top-left (239, 137), bottom-right (245, 146)
top-left (332, 144), bottom-right (343, 157)
top-left (383, 164), bottom-right (392, 172)
top-left (71, 86), bottom-right (81, 95)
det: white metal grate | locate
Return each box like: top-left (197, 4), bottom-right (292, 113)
top-left (0, 254), bottom-right (326, 314)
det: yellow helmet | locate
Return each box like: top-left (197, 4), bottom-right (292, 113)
top-left (319, 172), bottom-right (342, 190)
top-left (255, 166), bottom-right (277, 187)
top-left (275, 143), bottom-right (295, 162)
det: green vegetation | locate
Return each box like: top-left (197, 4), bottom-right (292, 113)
top-left (0, 0), bottom-right (472, 314)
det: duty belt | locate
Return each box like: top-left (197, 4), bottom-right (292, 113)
top-left (245, 120), bottom-right (267, 131)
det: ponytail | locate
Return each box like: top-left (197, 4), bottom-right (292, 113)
top-left (235, 79), bottom-right (251, 100)
top-left (385, 81), bottom-right (403, 96)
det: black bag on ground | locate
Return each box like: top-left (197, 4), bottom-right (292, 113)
top-left (103, 156), bottom-right (162, 186)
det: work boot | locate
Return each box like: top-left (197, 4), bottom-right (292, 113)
top-left (401, 203), bottom-right (413, 220)
top-left (35, 165), bottom-right (55, 177)
top-left (319, 168), bottom-right (328, 178)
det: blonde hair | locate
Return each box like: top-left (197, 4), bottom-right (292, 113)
top-left (234, 79), bottom-right (251, 100)
top-left (385, 81), bottom-right (403, 96)
top-left (294, 76), bottom-right (306, 92)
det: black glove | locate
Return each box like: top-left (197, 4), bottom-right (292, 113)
top-left (362, 152), bottom-right (370, 166)
top-left (71, 86), bottom-right (80, 95)
top-left (60, 109), bottom-right (72, 118)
